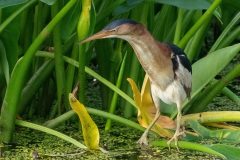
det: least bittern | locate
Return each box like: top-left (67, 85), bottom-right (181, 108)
top-left (81, 19), bottom-right (192, 148)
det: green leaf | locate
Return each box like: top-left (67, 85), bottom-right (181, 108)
top-left (191, 44), bottom-right (240, 98)
top-left (0, 0), bottom-right (28, 8)
top-left (223, 0), bottom-right (240, 10)
top-left (209, 144), bottom-right (240, 160)
top-left (60, 0), bottom-right (81, 41)
top-left (113, 0), bottom-right (142, 16)
top-left (114, 0), bottom-right (211, 16)
top-left (0, 40), bottom-right (9, 85)
top-left (40, 0), bottom-right (57, 5)
top-left (15, 119), bottom-right (87, 149)
top-left (188, 120), bottom-right (240, 143)
top-left (154, 0), bottom-right (211, 10)
top-left (1, 6), bottom-right (21, 71)
top-left (152, 140), bottom-right (226, 159)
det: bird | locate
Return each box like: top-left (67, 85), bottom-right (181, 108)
top-left (81, 19), bottom-right (192, 148)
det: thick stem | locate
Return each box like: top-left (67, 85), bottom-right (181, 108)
top-left (0, 0), bottom-right (77, 143)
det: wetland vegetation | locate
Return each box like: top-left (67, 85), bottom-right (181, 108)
top-left (0, 0), bottom-right (240, 159)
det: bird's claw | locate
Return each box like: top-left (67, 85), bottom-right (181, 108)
top-left (167, 134), bottom-right (180, 151)
top-left (167, 130), bottom-right (185, 151)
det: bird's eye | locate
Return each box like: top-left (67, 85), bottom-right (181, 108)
top-left (111, 28), bottom-right (118, 32)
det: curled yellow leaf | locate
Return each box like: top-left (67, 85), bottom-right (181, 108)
top-left (69, 93), bottom-right (99, 150)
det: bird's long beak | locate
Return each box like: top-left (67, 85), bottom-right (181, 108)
top-left (80, 30), bottom-right (111, 44)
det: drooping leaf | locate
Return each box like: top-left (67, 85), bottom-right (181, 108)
top-left (69, 93), bottom-right (99, 150)
top-left (0, 0), bottom-right (28, 8)
top-left (40, 0), bottom-right (57, 5)
top-left (127, 77), bottom-right (175, 138)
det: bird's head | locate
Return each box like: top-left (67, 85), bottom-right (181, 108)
top-left (81, 19), bottom-right (144, 44)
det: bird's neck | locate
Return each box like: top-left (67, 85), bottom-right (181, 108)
top-left (126, 30), bottom-right (174, 89)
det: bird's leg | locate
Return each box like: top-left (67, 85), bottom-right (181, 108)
top-left (137, 106), bottom-right (160, 146)
top-left (137, 84), bottom-right (160, 146)
top-left (167, 103), bottom-right (184, 151)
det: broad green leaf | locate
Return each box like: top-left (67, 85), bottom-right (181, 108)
top-left (209, 144), bottom-right (240, 160)
top-left (188, 120), bottom-right (240, 143)
top-left (127, 77), bottom-right (174, 138)
top-left (40, 0), bottom-right (57, 5)
top-left (1, 6), bottom-right (21, 71)
top-left (113, 0), bottom-right (142, 16)
top-left (60, 0), bottom-right (81, 41)
top-left (114, 0), bottom-right (211, 16)
top-left (223, 0), bottom-right (240, 10)
top-left (69, 93), bottom-right (99, 150)
top-left (114, 0), bottom-right (211, 15)
top-left (0, 0), bottom-right (28, 8)
top-left (0, 40), bottom-right (9, 85)
top-left (191, 44), bottom-right (240, 98)
top-left (154, 0), bottom-right (210, 10)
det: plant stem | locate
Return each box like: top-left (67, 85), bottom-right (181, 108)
top-left (15, 119), bottom-right (87, 149)
top-left (152, 140), bottom-right (225, 159)
top-left (36, 51), bottom-right (137, 108)
top-left (209, 11), bottom-right (240, 52)
top-left (182, 111), bottom-right (240, 124)
top-left (45, 108), bottom-right (145, 132)
top-left (178, 0), bottom-right (222, 48)
top-left (185, 16), bottom-right (211, 61)
top-left (0, 0), bottom-right (37, 34)
top-left (190, 63), bottom-right (240, 113)
top-left (218, 27), bottom-right (240, 49)
top-left (77, 0), bottom-right (92, 102)
top-left (222, 87), bottom-right (240, 105)
top-left (65, 38), bottom-right (79, 109)
top-left (105, 53), bottom-right (127, 131)
top-left (0, 0), bottom-right (77, 143)
top-left (174, 8), bottom-right (184, 44)
top-left (18, 60), bottom-right (54, 114)
top-left (51, 1), bottom-right (66, 115)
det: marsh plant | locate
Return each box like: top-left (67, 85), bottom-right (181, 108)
top-left (0, 0), bottom-right (240, 159)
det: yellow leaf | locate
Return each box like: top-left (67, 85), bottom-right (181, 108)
top-left (128, 76), bottom-right (175, 138)
top-left (69, 93), bottom-right (99, 150)
top-left (127, 78), bottom-right (141, 109)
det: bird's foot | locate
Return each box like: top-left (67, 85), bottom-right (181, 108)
top-left (137, 133), bottom-right (149, 146)
top-left (167, 130), bottom-right (185, 151)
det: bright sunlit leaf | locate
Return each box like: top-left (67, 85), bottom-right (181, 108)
top-left (69, 93), bottom-right (99, 150)
top-left (127, 77), bottom-right (175, 138)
